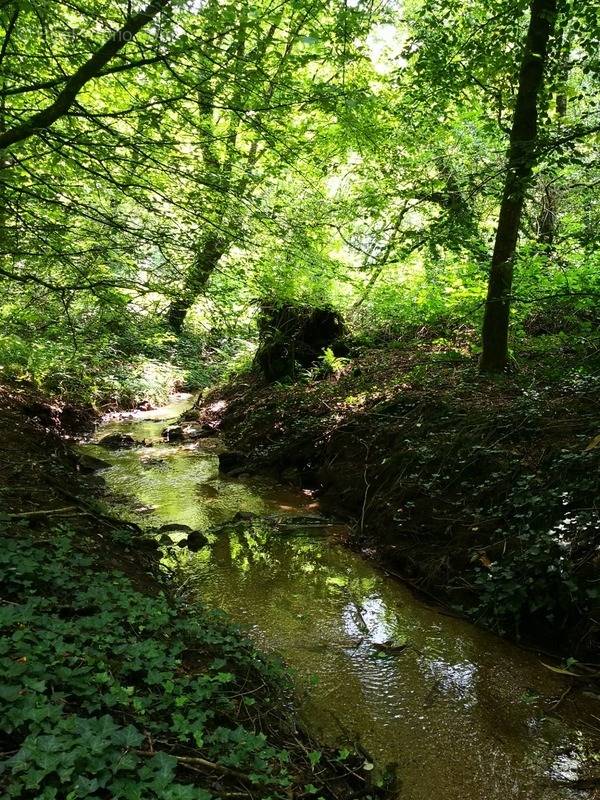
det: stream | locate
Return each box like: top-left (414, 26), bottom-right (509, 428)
top-left (82, 395), bottom-right (600, 800)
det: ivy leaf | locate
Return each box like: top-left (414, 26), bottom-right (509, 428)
top-left (115, 725), bottom-right (144, 749)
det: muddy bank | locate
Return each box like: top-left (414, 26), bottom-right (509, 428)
top-left (0, 384), bottom-right (160, 585)
top-left (190, 345), bottom-right (600, 655)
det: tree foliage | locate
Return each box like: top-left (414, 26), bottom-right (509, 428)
top-left (1, 0), bottom-right (599, 398)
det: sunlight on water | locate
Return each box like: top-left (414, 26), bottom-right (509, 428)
top-left (82, 399), bottom-right (600, 800)
top-left (83, 395), bottom-right (318, 528)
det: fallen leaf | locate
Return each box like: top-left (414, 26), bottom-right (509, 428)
top-left (584, 434), bottom-right (600, 452)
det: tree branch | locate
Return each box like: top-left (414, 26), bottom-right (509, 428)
top-left (542, 121), bottom-right (600, 152)
top-left (0, 264), bottom-right (148, 293)
top-left (0, 0), bottom-right (170, 151)
top-left (0, 54), bottom-right (169, 99)
top-left (0, 6), bottom-right (18, 69)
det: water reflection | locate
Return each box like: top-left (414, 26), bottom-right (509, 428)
top-left (422, 658), bottom-right (478, 708)
top-left (82, 399), bottom-right (317, 530)
top-left (82, 403), bottom-right (600, 800)
top-left (169, 525), bottom-right (599, 800)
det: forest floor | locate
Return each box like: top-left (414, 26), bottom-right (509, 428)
top-left (190, 332), bottom-right (600, 657)
top-left (0, 385), bottom-right (379, 799)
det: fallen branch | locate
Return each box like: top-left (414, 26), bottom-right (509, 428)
top-left (7, 506), bottom-right (79, 518)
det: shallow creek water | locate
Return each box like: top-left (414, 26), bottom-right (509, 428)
top-left (82, 396), bottom-right (600, 800)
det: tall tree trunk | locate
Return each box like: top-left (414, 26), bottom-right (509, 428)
top-left (480, 0), bottom-right (558, 372)
top-left (0, 7), bottom-right (18, 264)
top-left (167, 5), bottom-right (304, 335)
top-left (167, 234), bottom-right (225, 333)
top-left (0, 91), bottom-right (8, 259)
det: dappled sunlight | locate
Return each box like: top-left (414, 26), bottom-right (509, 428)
top-left (3, 0), bottom-right (600, 796)
top-left (77, 399), bottom-right (600, 800)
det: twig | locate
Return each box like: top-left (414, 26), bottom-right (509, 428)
top-left (359, 442), bottom-right (371, 535)
top-left (342, 589), bottom-right (369, 635)
top-left (548, 684), bottom-right (573, 711)
top-left (133, 750), bottom-right (275, 785)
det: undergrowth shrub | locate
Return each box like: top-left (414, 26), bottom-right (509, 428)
top-left (472, 449), bottom-right (600, 640)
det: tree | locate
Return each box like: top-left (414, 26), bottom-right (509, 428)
top-left (480, 0), bottom-right (558, 372)
top-left (164, 0), bottom-right (376, 332)
top-left (2, 0), bottom-right (600, 403)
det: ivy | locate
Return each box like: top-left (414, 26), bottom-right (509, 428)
top-left (471, 446), bottom-right (600, 636)
top-left (0, 525), bottom-right (300, 799)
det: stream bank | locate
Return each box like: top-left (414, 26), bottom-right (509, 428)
top-left (187, 343), bottom-right (600, 656)
top-left (4, 383), bottom-right (600, 799)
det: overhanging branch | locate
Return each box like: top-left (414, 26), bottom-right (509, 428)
top-left (0, 0), bottom-right (170, 151)
top-left (0, 55), bottom-right (168, 99)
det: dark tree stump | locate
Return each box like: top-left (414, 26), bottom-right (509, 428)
top-left (253, 303), bottom-right (346, 382)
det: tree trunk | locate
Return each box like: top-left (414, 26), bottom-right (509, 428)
top-left (536, 181), bottom-right (558, 247)
top-left (0, 7), bottom-right (18, 264)
top-left (167, 234), bottom-right (225, 333)
top-left (536, 59), bottom-right (569, 250)
top-left (480, 0), bottom-right (558, 372)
